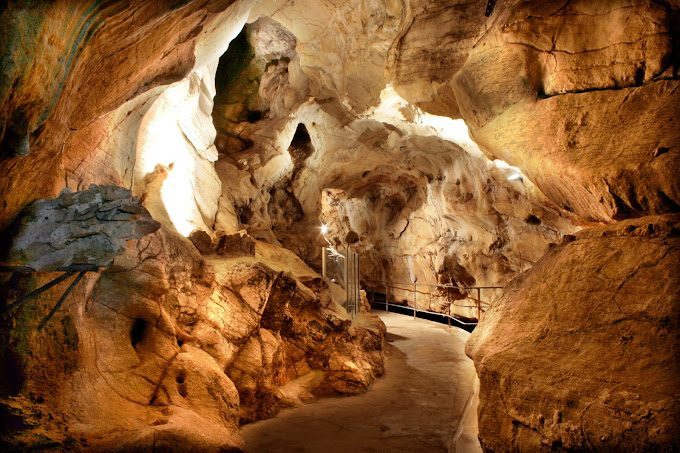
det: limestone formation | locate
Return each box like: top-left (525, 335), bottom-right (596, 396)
top-left (0, 224), bottom-right (384, 450)
top-left (451, 0), bottom-right (680, 222)
top-left (0, 0), bottom-right (678, 450)
top-left (2, 185), bottom-right (160, 271)
top-left (467, 214), bottom-right (680, 450)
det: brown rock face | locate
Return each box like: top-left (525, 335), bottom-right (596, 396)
top-left (0, 0), bottom-right (678, 450)
top-left (0, 0), bottom-right (238, 230)
top-left (1, 218), bottom-right (383, 449)
top-left (467, 215), bottom-right (680, 450)
top-left (451, 0), bottom-right (679, 221)
top-left (387, 0), bottom-right (487, 117)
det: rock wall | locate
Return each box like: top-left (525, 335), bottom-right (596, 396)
top-left (1, 200), bottom-right (384, 449)
top-left (453, 0), bottom-right (679, 222)
top-left (0, 0), bottom-right (244, 229)
top-left (467, 215), bottom-right (680, 450)
top-left (208, 12), bottom-right (580, 317)
top-left (0, 0), bottom-right (678, 450)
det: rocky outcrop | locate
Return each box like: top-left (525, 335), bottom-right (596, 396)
top-left (467, 214), bottom-right (680, 450)
top-left (2, 185), bottom-right (159, 271)
top-left (212, 81), bottom-right (578, 317)
top-left (386, 0), bottom-right (487, 117)
top-left (0, 221), bottom-right (384, 450)
top-left (1, 0), bottom-right (678, 450)
top-left (451, 0), bottom-right (679, 221)
top-left (0, 0), bottom-right (246, 229)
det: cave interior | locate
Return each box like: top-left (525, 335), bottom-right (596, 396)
top-left (0, 0), bottom-right (678, 451)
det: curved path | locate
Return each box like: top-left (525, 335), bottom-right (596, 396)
top-left (242, 311), bottom-right (482, 452)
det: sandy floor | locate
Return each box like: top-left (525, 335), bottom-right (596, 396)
top-left (242, 311), bottom-right (482, 453)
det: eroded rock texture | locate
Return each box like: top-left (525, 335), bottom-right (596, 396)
top-left (3, 185), bottom-right (159, 271)
top-left (467, 215), bottom-right (680, 450)
top-left (0, 217), bottom-right (384, 450)
top-left (207, 12), bottom-right (580, 317)
top-left (0, 0), bottom-right (679, 450)
top-left (455, 0), bottom-right (680, 222)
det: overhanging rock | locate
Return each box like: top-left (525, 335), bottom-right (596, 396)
top-left (3, 185), bottom-right (160, 271)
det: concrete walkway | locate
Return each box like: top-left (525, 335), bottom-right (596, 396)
top-left (242, 311), bottom-right (482, 453)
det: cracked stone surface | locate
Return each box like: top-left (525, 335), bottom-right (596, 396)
top-left (0, 0), bottom-right (678, 450)
top-left (451, 0), bottom-right (679, 222)
top-left (2, 185), bottom-right (160, 271)
top-left (0, 221), bottom-right (384, 450)
top-left (467, 214), bottom-right (680, 450)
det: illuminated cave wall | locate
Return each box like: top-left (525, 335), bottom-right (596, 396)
top-left (134, 63), bottom-right (222, 237)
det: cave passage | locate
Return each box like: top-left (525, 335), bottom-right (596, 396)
top-left (0, 1), bottom-right (678, 452)
top-left (242, 312), bottom-right (479, 452)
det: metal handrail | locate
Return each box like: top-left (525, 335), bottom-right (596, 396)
top-left (363, 279), bottom-right (504, 327)
top-left (369, 297), bottom-right (480, 327)
top-left (364, 279), bottom-right (503, 291)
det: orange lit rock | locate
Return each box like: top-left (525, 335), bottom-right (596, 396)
top-left (467, 214), bottom-right (680, 450)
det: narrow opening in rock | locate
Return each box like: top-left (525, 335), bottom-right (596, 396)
top-left (130, 319), bottom-right (147, 349)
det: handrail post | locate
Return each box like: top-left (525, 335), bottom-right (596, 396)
top-left (321, 247), bottom-right (327, 278)
top-left (476, 287), bottom-right (481, 321)
top-left (345, 250), bottom-right (349, 314)
top-left (356, 254), bottom-right (360, 317)
top-left (413, 283), bottom-right (417, 319)
top-left (385, 283), bottom-right (389, 312)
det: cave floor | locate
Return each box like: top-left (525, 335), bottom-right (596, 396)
top-left (241, 311), bottom-right (481, 452)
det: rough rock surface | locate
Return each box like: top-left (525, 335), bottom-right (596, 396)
top-left (386, 0), bottom-right (487, 117)
top-left (0, 0), bottom-right (678, 450)
top-left (0, 224), bottom-right (384, 450)
top-left (452, 0), bottom-right (679, 221)
top-left (467, 214), bottom-right (680, 450)
top-left (2, 185), bottom-right (159, 271)
top-left (0, 0), bottom-right (245, 229)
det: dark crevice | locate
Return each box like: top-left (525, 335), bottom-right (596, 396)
top-left (130, 318), bottom-right (147, 349)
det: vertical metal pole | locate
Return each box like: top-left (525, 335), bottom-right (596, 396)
top-left (476, 287), bottom-right (482, 320)
top-left (348, 252), bottom-right (352, 316)
top-left (350, 252), bottom-right (354, 317)
top-left (385, 284), bottom-right (389, 312)
top-left (345, 248), bottom-right (349, 314)
top-left (448, 301), bottom-right (451, 328)
top-left (321, 247), bottom-right (327, 278)
top-left (413, 283), bottom-right (417, 319)
top-left (356, 254), bottom-right (360, 317)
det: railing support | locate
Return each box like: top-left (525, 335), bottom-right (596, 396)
top-left (385, 284), bottom-right (389, 312)
top-left (476, 287), bottom-right (482, 321)
top-left (413, 283), bottom-right (417, 319)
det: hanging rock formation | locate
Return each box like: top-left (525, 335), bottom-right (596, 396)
top-left (1, 202), bottom-right (384, 450)
top-left (2, 185), bottom-right (160, 271)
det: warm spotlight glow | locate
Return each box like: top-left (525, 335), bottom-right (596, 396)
top-left (493, 159), bottom-right (526, 183)
top-left (320, 224), bottom-right (329, 235)
top-left (363, 84), bottom-right (484, 157)
top-left (138, 85), bottom-right (199, 237)
top-left (136, 67), bottom-right (220, 237)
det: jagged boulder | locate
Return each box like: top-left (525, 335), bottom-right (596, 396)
top-left (467, 214), bottom-right (680, 450)
top-left (3, 185), bottom-right (160, 271)
top-left (1, 224), bottom-right (384, 450)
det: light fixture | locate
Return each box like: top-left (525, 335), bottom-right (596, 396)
top-left (320, 224), bottom-right (329, 235)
